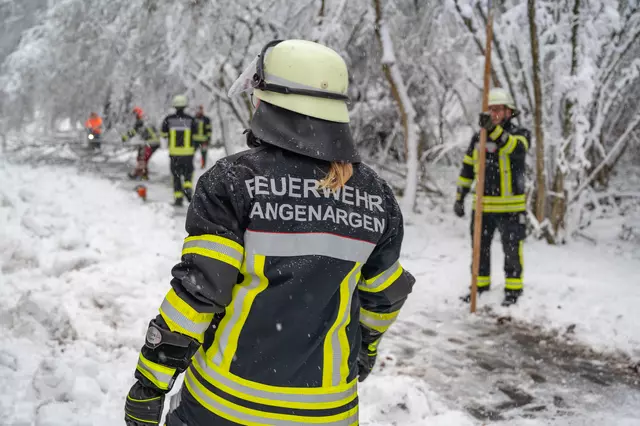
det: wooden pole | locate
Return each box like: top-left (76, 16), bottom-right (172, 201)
top-left (470, 0), bottom-right (494, 314)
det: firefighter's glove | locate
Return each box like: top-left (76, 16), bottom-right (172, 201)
top-left (478, 112), bottom-right (495, 132)
top-left (454, 200), bottom-right (465, 218)
top-left (125, 381), bottom-right (165, 426)
top-left (357, 344), bottom-right (377, 382)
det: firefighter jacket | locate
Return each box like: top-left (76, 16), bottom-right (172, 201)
top-left (122, 118), bottom-right (160, 146)
top-left (135, 143), bottom-right (415, 425)
top-left (193, 114), bottom-right (212, 144)
top-left (456, 120), bottom-right (530, 213)
top-left (160, 111), bottom-right (198, 156)
top-left (85, 116), bottom-right (103, 135)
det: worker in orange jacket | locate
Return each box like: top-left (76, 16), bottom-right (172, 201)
top-left (85, 112), bottom-right (103, 150)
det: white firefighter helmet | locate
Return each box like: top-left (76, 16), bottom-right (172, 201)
top-left (488, 88), bottom-right (516, 111)
top-left (228, 39), bottom-right (350, 123)
top-left (172, 95), bottom-right (188, 108)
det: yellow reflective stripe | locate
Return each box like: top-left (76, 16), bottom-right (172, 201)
top-left (498, 136), bottom-right (518, 196)
top-left (209, 254), bottom-right (268, 371)
top-left (125, 413), bottom-right (158, 424)
top-left (169, 146), bottom-right (195, 156)
top-left (147, 127), bottom-right (158, 142)
top-left (463, 155), bottom-right (475, 165)
top-left (323, 264), bottom-right (361, 387)
top-left (191, 349), bottom-right (357, 409)
top-left (477, 195), bottom-right (526, 204)
top-left (174, 191), bottom-right (184, 199)
top-left (359, 308), bottom-right (400, 333)
top-left (183, 180), bottom-right (193, 189)
top-left (472, 195), bottom-right (526, 212)
top-left (477, 275), bottom-right (491, 288)
top-left (489, 125), bottom-right (503, 141)
top-left (358, 261), bottom-right (402, 293)
top-left (519, 240), bottom-right (524, 275)
top-left (136, 353), bottom-right (176, 390)
top-left (475, 203), bottom-right (526, 213)
top-left (159, 288), bottom-right (214, 342)
top-left (182, 235), bottom-right (244, 270)
top-left (185, 370), bottom-right (358, 425)
top-left (457, 176), bottom-right (473, 188)
top-left (472, 148), bottom-right (479, 175)
top-left (160, 132), bottom-right (169, 137)
top-left (127, 395), bottom-right (163, 403)
top-left (505, 278), bottom-right (523, 290)
top-left (514, 134), bottom-right (529, 151)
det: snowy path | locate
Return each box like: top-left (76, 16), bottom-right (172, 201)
top-left (1, 151), bottom-right (639, 425)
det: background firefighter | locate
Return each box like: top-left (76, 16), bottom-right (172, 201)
top-left (121, 106), bottom-right (160, 180)
top-left (160, 95), bottom-right (198, 206)
top-left (84, 111), bottom-right (103, 150)
top-left (124, 39), bottom-right (415, 426)
top-left (454, 88), bottom-right (531, 307)
top-left (193, 105), bottom-right (212, 169)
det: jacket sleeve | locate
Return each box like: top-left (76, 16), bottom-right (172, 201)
top-left (133, 159), bottom-right (250, 392)
top-left (358, 183), bottom-right (415, 352)
top-left (456, 135), bottom-right (477, 200)
top-left (160, 159), bottom-right (250, 343)
top-left (487, 124), bottom-right (530, 154)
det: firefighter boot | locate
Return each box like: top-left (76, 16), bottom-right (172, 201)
top-left (460, 285), bottom-right (491, 303)
top-left (501, 289), bottom-right (522, 307)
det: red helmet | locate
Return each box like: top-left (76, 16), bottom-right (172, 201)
top-left (132, 107), bottom-right (144, 119)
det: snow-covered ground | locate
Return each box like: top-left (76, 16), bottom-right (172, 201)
top-left (1, 155), bottom-right (639, 425)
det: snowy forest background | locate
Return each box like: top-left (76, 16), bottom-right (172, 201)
top-left (1, 0), bottom-right (639, 243)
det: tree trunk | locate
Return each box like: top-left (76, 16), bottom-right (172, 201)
top-left (373, 0), bottom-right (420, 212)
top-left (550, 0), bottom-right (580, 238)
top-left (528, 0), bottom-right (546, 223)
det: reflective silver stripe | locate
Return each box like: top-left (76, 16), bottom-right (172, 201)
top-left (265, 72), bottom-right (347, 98)
top-left (325, 265), bottom-right (361, 386)
top-left (359, 309), bottom-right (399, 332)
top-left (192, 350), bottom-right (356, 406)
top-left (136, 355), bottom-right (175, 390)
top-left (359, 261), bottom-right (401, 292)
top-left (160, 297), bottom-right (211, 337)
top-left (211, 253), bottom-right (260, 367)
top-left (182, 239), bottom-right (244, 266)
top-left (499, 137), bottom-right (518, 196)
top-left (184, 371), bottom-right (358, 425)
top-left (244, 230), bottom-right (375, 263)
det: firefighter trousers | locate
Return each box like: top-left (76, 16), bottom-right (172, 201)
top-left (170, 155), bottom-right (194, 201)
top-left (470, 212), bottom-right (526, 291)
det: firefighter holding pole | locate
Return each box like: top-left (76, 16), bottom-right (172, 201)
top-left (454, 0), bottom-right (531, 311)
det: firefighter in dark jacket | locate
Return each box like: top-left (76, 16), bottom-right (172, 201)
top-left (122, 106), bottom-right (161, 180)
top-left (124, 39), bottom-right (416, 426)
top-left (454, 88), bottom-right (530, 307)
top-left (161, 95), bottom-right (198, 206)
top-left (193, 105), bottom-right (212, 169)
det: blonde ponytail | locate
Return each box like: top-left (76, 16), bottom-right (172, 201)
top-left (318, 162), bottom-right (353, 192)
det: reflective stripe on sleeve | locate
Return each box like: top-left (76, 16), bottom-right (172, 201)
top-left (159, 288), bottom-right (214, 342)
top-left (358, 261), bottom-right (403, 293)
top-left (457, 176), bottom-right (473, 188)
top-left (359, 308), bottom-right (400, 333)
top-left (136, 353), bottom-right (176, 391)
top-left (182, 235), bottom-right (244, 270)
top-left (463, 155), bottom-right (475, 165)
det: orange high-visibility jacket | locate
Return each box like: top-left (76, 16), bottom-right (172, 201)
top-left (85, 117), bottom-right (103, 134)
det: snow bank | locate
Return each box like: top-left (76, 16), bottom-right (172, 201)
top-left (0, 160), bottom-right (474, 425)
top-left (401, 206), bottom-right (640, 361)
top-left (0, 161), bottom-right (183, 425)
